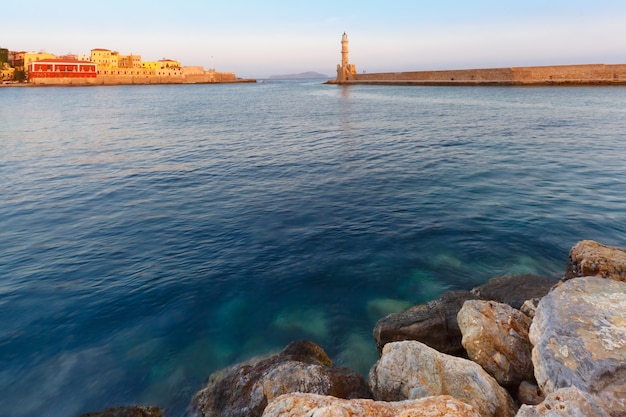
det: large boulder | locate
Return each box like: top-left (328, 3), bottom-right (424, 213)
top-left (369, 340), bottom-right (517, 417)
top-left (76, 406), bottom-right (163, 417)
top-left (190, 340), bottom-right (372, 417)
top-left (470, 274), bottom-right (559, 309)
top-left (516, 387), bottom-right (611, 417)
top-left (529, 276), bottom-right (626, 416)
top-left (373, 274), bottom-right (558, 356)
top-left (457, 300), bottom-right (533, 387)
top-left (262, 393), bottom-right (481, 417)
top-left (565, 240), bottom-right (626, 282)
top-left (373, 290), bottom-right (478, 356)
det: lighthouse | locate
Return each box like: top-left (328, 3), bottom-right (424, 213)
top-left (337, 33), bottom-right (357, 82)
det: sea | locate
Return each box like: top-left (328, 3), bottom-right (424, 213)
top-left (2, 80), bottom-right (626, 417)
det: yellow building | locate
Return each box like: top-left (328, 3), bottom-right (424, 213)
top-left (158, 59), bottom-right (181, 69)
top-left (118, 54), bottom-right (141, 69)
top-left (91, 49), bottom-right (119, 68)
top-left (1, 63), bottom-right (15, 81)
top-left (141, 61), bottom-right (161, 70)
top-left (23, 51), bottom-right (57, 68)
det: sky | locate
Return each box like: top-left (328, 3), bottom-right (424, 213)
top-left (2, 0), bottom-right (626, 78)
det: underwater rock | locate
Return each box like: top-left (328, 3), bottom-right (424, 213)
top-left (190, 340), bottom-right (372, 417)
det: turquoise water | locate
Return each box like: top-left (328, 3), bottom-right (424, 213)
top-left (2, 81), bottom-right (626, 416)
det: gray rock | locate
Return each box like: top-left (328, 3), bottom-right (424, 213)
top-left (529, 276), bottom-right (626, 416)
top-left (470, 274), bottom-right (559, 310)
top-left (458, 300), bottom-right (533, 387)
top-left (373, 290), bottom-right (478, 356)
top-left (565, 240), bottom-right (626, 282)
top-left (190, 340), bottom-right (372, 417)
top-left (515, 387), bottom-right (611, 417)
top-left (369, 340), bottom-right (517, 417)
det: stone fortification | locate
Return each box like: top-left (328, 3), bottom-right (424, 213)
top-left (340, 64), bottom-right (626, 86)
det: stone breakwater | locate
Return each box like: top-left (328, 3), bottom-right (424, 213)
top-left (78, 240), bottom-right (626, 417)
top-left (327, 64), bottom-right (626, 86)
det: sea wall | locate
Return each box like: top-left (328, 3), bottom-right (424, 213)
top-left (27, 71), bottom-right (253, 86)
top-left (338, 64), bottom-right (626, 85)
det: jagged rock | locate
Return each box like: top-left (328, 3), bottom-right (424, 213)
top-left (76, 406), bottom-right (163, 417)
top-left (262, 393), bottom-right (481, 417)
top-left (369, 340), bottom-right (517, 417)
top-left (565, 240), bottom-right (626, 282)
top-left (517, 381), bottom-right (545, 406)
top-left (190, 340), bottom-right (372, 417)
top-left (520, 298), bottom-right (540, 319)
top-left (515, 387), bottom-right (611, 417)
top-left (470, 274), bottom-right (559, 310)
top-left (373, 290), bottom-right (478, 355)
top-left (529, 276), bottom-right (626, 416)
top-left (458, 300), bottom-right (533, 387)
top-left (373, 274), bottom-right (557, 356)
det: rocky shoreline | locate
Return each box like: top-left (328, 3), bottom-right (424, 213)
top-left (79, 240), bottom-right (626, 417)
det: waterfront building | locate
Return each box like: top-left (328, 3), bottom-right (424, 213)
top-left (28, 58), bottom-right (97, 80)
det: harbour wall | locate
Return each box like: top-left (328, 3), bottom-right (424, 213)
top-left (335, 64), bottom-right (626, 85)
top-left (28, 71), bottom-right (255, 86)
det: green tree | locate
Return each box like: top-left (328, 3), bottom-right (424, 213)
top-left (0, 48), bottom-right (8, 64)
top-left (13, 69), bottom-right (26, 82)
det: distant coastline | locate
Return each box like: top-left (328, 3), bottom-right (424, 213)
top-left (269, 71), bottom-right (329, 80)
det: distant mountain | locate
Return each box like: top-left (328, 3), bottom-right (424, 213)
top-left (269, 71), bottom-right (330, 79)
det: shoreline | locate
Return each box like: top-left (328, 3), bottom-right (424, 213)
top-left (1, 79), bottom-right (256, 88)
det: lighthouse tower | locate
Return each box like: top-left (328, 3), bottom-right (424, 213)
top-left (337, 32), bottom-right (356, 82)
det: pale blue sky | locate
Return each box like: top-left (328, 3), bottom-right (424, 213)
top-left (3, 0), bottom-right (625, 78)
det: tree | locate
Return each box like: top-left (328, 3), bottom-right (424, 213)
top-left (13, 69), bottom-right (27, 82)
top-left (0, 48), bottom-right (8, 64)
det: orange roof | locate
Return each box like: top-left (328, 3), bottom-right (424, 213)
top-left (29, 58), bottom-right (95, 64)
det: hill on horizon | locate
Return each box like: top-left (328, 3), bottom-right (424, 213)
top-left (268, 71), bottom-right (329, 79)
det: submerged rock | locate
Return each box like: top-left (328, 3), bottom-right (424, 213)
top-left (369, 340), bottom-right (517, 417)
top-left (565, 240), bottom-right (626, 282)
top-left (516, 387), bottom-right (611, 417)
top-left (262, 393), bottom-right (481, 417)
top-left (529, 276), bottom-right (626, 416)
top-left (457, 300), bottom-right (533, 388)
top-left (190, 340), bottom-right (371, 417)
top-left (75, 406), bottom-right (163, 417)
